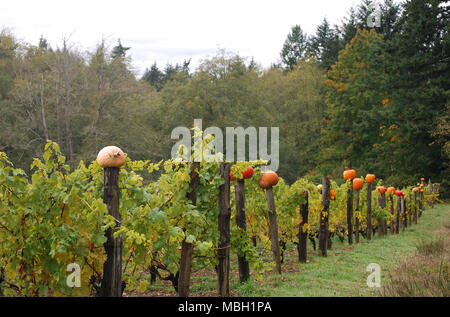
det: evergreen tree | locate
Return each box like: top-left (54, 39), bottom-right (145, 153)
top-left (280, 25), bottom-right (309, 69)
top-left (320, 29), bottom-right (388, 177)
top-left (111, 39), bottom-right (130, 59)
top-left (340, 7), bottom-right (358, 45)
top-left (383, 0), bottom-right (450, 184)
top-left (309, 18), bottom-right (341, 69)
top-left (142, 62), bottom-right (164, 91)
top-left (379, 0), bottom-right (401, 41)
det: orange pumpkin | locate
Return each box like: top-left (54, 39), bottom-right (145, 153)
top-left (412, 187), bottom-right (419, 193)
top-left (420, 177), bottom-right (425, 181)
top-left (420, 189), bottom-right (424, 192)
top-left (97, 146), bottom-right (126, 168)
top-left (242, 166), bottom-right (254, 179)
top-left (258, 171), bottom-right (279, 189)
top-left (330, 189), bottom-right (336, 200)
top-left (377, 186), bottom-right (387, 195)
top-left (353, 178), bottom-right (363, 190)
top-left (343, 168), bottom-right (356, 180)
top-left (387, 186), bottom-right (396, 195)
top-left (365, 174), bottom-right (375, 183)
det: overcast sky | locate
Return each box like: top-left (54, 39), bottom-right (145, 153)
top-left (1, 0), bottom-right (365, 76)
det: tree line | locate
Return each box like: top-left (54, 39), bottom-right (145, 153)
top-left (0, 0), bottom-right (448, 196)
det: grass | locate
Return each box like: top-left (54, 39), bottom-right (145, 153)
top-left (141, 203), bottom-right (450, 297)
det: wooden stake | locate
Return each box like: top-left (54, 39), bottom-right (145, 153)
top-left (413, 191), bottom-right (418, 224)
top-left (298, 191), bottom-right (309, 263)
top-left (266, 187), bottom-right (281, 274)
top-left (100, 167), bottom-right (123, 297)
top-left (367, 182), bottom-right (372, 240)
top-left (319, 176), bottom-right (330, 255)
top-left (218, 163), bottom-right (231, 296)
top-left (389, 195), bottom-right (395, 234)
top-left (395, 196), bottom-right (401, 234)
top-left (355, 189), bottom-right (360, 243)
top-left (235, 179), bottom-right (250, 283)
top-left (178, 162), bottom-right (200, 297)
top-left (347, 180), bottom-right (353, 245)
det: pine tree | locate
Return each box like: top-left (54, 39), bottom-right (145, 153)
top-left (280, 25), bottom-right (309, 70)
top-left (111, 39), bottom-right (130, 59)
top-left (379, 0), bottom-right (401, 41)
top-left (142, 62), bottom-right (164, 91)
top-left (383, 0), bottom-right (450, 184)
top-left (340, 7), bottom-right (358, 45)
top-left (309, 18), bottom-right (341, 69)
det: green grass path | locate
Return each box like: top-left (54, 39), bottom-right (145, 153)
top-left (236, 203), bottom-right (450, 297)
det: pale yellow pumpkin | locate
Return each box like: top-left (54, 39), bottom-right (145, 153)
top-left (96, 146), bottom-right (126, 168)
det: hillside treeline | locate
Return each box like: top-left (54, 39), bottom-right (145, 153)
top-left (0, 0), bottom-right (448, 194)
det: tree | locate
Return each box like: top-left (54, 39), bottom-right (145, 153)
top-left (280, 25), bottom-right (309, 70)
top-left (382, 0), bottom-right (450, 184)
top-left (320, 29), bottom-right (388, 178)
top-left (379, 0), bottom-right (401, 41)
top-left (309, 18), bottom-right (342, 69)
top-left (339, 7), bottom-right (358, 45)
top-left (111, 39), bottom-right (130, 59)
top-left (142, 62), bottom-right (165, 91)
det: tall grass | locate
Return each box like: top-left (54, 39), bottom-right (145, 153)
top-left (382, 234), bottom-right (450, 297)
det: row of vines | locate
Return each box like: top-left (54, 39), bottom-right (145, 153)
top-left (0, 138), bottom-right (440, 296)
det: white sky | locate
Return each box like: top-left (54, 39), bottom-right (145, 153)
top-left (1, 0), bottom-right (364, 76)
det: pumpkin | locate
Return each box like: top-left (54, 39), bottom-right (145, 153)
top-left (96, 146), bottom-right (126, 168)
top-left (377, 186), bottom-right (387, 195)
top-left (387, 187), bottom-right (396, 195)
top-left (242, 166), bottom-right (254, 179)
top-left (394, 190), bottom-right (403, 196)
top-left (420, 177), bottom-right (425, 181)
top-left (343, 168), bottom-right (356, 180)
top-left (231, 166), bottom-right (253, 181)
top-left (258, 171), bottom-right (279, 189)
top-left (412, 187), bottom-right (419, 193)
top-left (330, 189), bottom-right (336, 200)
top-left (353, 178), bottom-right (363, 190)
top-left (365, 174), bottom-right (375, 183)
top-left (420, 189), bottom-right (424, 192)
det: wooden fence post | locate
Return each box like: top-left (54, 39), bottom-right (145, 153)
top-left (419, 180), bottom-right (424, 217)
top-left (235, 179), bottom-right (250, 283)
top-left (347, 180), bottom-right (354, 245)
top-left (298, 191), bottom-right (309, 263)
top-left (355, 189), bottom-right (360, 243)
top-left (395, 195), bottom-right (401, 234)
top-left (266, 187), bottom-right (282, 274)
top-left (389, 195), bottom-right (395, 234)
top-left (413, 191), bottom-right (418, 224)
top-left (429, 179), bottom-right (434, 208)
top-left (178, 162), bottom-right (200, 297)
top-left (401, 196), bottom-right (406, 231)
top-left (408, 195), bottom-right (412, 226)
top-left (367, 182), bottom-right (372, 240)
top-left (377, 191), bottom-right (387, 236)
top-left (218, 163), bottom-right (231, 296)
top-left (100, 167), bottom-right (123, 297)
top-left (319, 176), bottom-right (330, 256)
